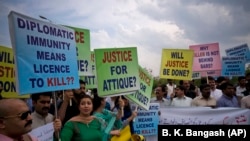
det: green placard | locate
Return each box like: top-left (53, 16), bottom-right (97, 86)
top-left (94, 47), bottom-right (140, 97)
top-left (125, 65), bottom-right (153, 110)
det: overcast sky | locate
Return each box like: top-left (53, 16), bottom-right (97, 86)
top-left (1, 0), bottom-right (250, 76)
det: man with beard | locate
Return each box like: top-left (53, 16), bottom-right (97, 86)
top-left (0, 99), bottom-right (38, 141)
top-left (31, 92), bottom-right (61, 139)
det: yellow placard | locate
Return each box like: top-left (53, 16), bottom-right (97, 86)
top-left (0, 46), bottom-right (29, 98)
top-left (160, 49), bottom-right (194, 80)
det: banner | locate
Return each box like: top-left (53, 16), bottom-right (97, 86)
top-left (221, 56), bottom-right (245, 76)
top-left (189, 42), bottom-right (221, 72)
top-left (145, 107), bottom-right (250, 141)
top-left (160, 49), bottom-right (193, 80)
top-left (94, 47), bottom-right (140, 97)
top-left (0, 46), bottom-right (29, 98)
top-left (125, 66), bottom-right (153, 110)
top-left (160, 107), bottom-right (250, 125)
top-left (8, 11), bottom-right (79, 94)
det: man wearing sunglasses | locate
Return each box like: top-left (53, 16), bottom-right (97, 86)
top-left (0, 98), bottom-right (38, 141)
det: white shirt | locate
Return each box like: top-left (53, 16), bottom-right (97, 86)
top-left (236, 86), bottom-right (246, 97)
top-left (210, 89), bottom-right (222, 100)
top-left (171, 96), bottom-right (192, 107)
top-left (150, 97), bottom-right (171, 108)
top-left (167, 83), bottom-right (176, 97)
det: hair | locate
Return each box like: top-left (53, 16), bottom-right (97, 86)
top-left (207, 76), bottom-right (215, 81)
top-left (157, 84), bottom-right (166, 92)
top-left (219, 82), bottom-right (234, 90)
top-left (31, 92), bottom-right (52, 102)
top-left (76, 94), bottom-right (93, 107)
top-left (79, 79), bottom-right (86, 85)
top-left (199, 84), bottom-right (210, 91)
top-left (216, 76), bottom-right (226, 84)
top-left (175, 85), bottom-right (185, 91)
top-left (200, 77), bottom-right (208, 84)
top-left (179, 80), bottom-right (183, 85)
top-left (92, 88), bottom-right (105, 112)
top-left (238, 76), bottom-right (245, 81)
top-left (114, 95), bottom-right (131, 111)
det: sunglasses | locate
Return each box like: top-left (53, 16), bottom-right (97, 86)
top-left (0, 110), bottom-right (31, 120)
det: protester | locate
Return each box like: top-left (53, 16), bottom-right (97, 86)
top-left (208, 76), bottom-right (222, 100)
top-left (60, 95), bottom-right (105, 141)
top-left (179, 80), bottom-right (197, 99)
top-left (241, 95), bottom-right (250, 108)
top-left (217, 82), bottom-right (240, 107)
top-left (73, 80), bottom-right (86, 96)
top-left (114, 96), bottom-right (137, 134)
top-left (235, 76), bottom-right (246, 98)
top-left (165, 79), bottom-right (176, 99)
top-left (0, 99), bottom-right (38, 141)
top-left (191, 84), bottom-right (217, 107)
top-left (92, 89), bottom-right (124, 141)
top-left (31, 92), bottom-right (61, 139)
top-left (58, 89), bottom-right (80, 126)
top-left (170, 85), bottom-right (192, 107)
top-left (150, 84), bottom-right (171, 108)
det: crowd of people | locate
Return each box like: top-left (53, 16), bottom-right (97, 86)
top-left (0, 73), bottom-right (250, 141)
top-left (151, 73), bottom-right (250, 108)
top-left (0, 80), bottom-right (138, 141)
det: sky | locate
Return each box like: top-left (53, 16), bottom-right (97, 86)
top-left (1, 0), bottom-right (250, 77)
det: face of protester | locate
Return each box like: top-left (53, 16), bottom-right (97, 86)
top-left (239, 79), bottom-right (246, 87)
top-left (33, 95), bottom-right (51, 117)
top-left (175, 88), bottom-right (184, 98)
top-left (74, 83), bottom-right (86, 95)
top-left (182, 80), bottom-right (190, 90)
top-left (201, 86), bottom-right (211, 99)
top-left (155, 87), bottom-right (164, 100)
top-left (79, 97), bottom-right (93, 116)
top-left (0, 99), bottom-right (32, 137)
top-left (208, 80), bottom-right (216, 89)
top-left (222, 85), bottom-right (235, 98)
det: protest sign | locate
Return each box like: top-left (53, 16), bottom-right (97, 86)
top-left (133, 103), bottom-right (160, 136)
top-left (66, 26), bottom-right (92, 76)
top-left (189, 42), bottom-right (221, 72)
top-left (125, 65), bottom-right (153, 110)
top-left (160, 49), bottom-right (193, 80)
top-left (0, 46), bottom-right (29, 98)
top-left (8, 11), bottom-right (79, 94)
top-left (225, 43), bottom-right (250, 62)
top-left (81, 51), bottom-right (97, 89)
top-left (94, 47), bottom-right (139, 97)
top-left (221, 56), bottom-right (245, 76)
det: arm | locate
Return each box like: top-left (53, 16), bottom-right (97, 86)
top-left (60, 121), bottom-right (74, 141)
